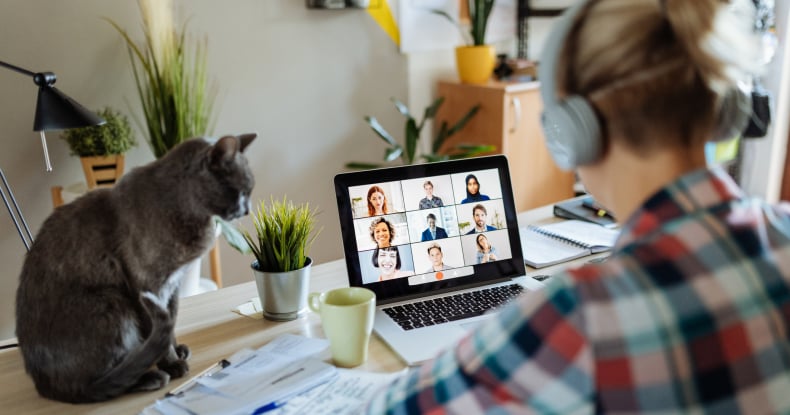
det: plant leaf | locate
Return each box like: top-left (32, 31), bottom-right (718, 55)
top-left (446, 103), bottom-right (480, 137)
top-left (385, 146), bottom-right (403, 162)
top-left (391, 98), bottom-right (412, 119)
top-left (365, 116), bottom-right (398, 147)
top-left (216, 217), bottom-right (251, 254)
top-left (345, 162), bottom-right (384, 170)
top-left (405, 118), bottom-right (419, 164)
top-left (423, 97), bottom-right (445, 121)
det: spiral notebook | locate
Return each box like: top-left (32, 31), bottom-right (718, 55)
top-left (520, 219), bottom-right (620, 268)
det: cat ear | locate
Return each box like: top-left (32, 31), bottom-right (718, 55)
top-left (210, 136), bottom-right (240, 167)
top-left (238, 133), bottom-right (256, 152)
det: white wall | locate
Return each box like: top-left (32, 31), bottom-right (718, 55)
top-left (0, 0), bottom-right (407, 340)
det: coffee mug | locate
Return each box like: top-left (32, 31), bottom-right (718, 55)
top-left (308, 287), bottom-right (376, 368)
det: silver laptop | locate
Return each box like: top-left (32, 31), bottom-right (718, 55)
top-left (334, 155), bottom-right (530, 365)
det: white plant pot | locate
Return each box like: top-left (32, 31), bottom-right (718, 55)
top-left (179, 223), bottom-right (221, 297)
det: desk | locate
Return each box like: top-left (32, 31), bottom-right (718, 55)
top-left (0, 203), bottom-right (594, 414)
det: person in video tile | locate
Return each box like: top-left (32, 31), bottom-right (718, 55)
top-left (461, 174), bottom-right (490, 204)
top-left (466, 204), bottom-right (497, 234)
top-left (424, 243), bottom-right (452, 273)
top-left (420, 213), bottom-right (448, 241)
top-left (367, 185), bottom-right (389, 216)
top-left (369, 217), bottom-right (395, 248)
top-left (372, 246), bottom-right (410, 281)
top-left (475, 233), bottom-right (498, 264)
top-left (418, 180), bottom-right (444, 209)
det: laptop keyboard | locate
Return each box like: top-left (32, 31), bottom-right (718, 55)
top-left (382, 284), bottom-right (525, 331)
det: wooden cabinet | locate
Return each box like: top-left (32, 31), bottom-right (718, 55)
top-left (434, 80), bottom-right (575, 212)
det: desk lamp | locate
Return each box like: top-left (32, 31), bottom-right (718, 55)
top-left (0, 60), bottom-right (105, 251)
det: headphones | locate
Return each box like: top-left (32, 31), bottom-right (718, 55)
top-left (538, 0), bottom-right (753, 170)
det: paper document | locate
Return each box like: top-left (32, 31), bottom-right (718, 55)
top-left (269, 368), bottom-right (403, 415)
top-left (141, 334), bottom-right (405, 415)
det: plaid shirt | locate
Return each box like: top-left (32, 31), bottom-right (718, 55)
top-left (368, 167), bottom-right (790, 414)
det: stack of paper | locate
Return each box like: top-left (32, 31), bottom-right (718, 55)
top-left (142, 334), bottom-right (401, 415)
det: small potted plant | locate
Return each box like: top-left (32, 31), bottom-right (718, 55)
top-left (59, 107), bottom-right (136, 189)
top-left (434, 0), bottom-right (496, 83)
top-left (240, 196), bottom-right (321, 321)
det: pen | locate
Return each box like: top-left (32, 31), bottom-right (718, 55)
top-left (581, 198), bottom-right (613, 219)
top-left (251, 400), bottom-right (286, 415)
top-left (164, 358), bottom-right (230, 397)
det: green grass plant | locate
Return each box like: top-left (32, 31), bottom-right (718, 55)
top-left (242, 197), bottom-right (321, 273)
top-left (106, 0), bottom-right (215, 159)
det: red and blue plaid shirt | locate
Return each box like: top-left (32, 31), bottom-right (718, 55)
top-left (368, 167), bottom-right (790, 414)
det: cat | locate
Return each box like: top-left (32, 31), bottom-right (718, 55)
top-left (15, 133), bottom-right (256, 403)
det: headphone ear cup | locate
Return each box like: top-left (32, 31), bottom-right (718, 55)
top-left (541, 95), bottom-right (603, 170)
top-left (712, 87), bottom-right (751, 142)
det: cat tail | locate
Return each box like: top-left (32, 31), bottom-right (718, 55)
top-left (84, 291), bottom-right (173, 402)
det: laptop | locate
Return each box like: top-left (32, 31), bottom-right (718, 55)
top-left (334, 155), bottom-right (531, 365)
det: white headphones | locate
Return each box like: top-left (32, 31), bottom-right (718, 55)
top-left (538, 0), bottom-right (752, 170)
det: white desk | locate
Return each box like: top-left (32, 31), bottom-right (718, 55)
top-left (0, 202), bottom-right (600, 414)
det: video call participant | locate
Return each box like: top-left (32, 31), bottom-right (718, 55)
top-left (475, 234), bottom-right (497, 264)
top-left (368, 0), bottom-right (790, 413)
top-left (460, 174), bottom-right (490, 203)
top-left (465, 204), bottom-right (496, 235)
top-left (372, 246), bottom-right (410, 281)
top-left (369, 217), bottom-right (395, 248)
top-left (420, 213), bottom-right (448, 241)
top-left (366, 185), bottom-right (388, 216)
top-left (418, 180), bottom-right (444, 209)
top-left (424, 243), bottom-right (452, 273)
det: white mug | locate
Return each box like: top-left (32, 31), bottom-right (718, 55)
top-left (308, 287), bottom-right (375, 367)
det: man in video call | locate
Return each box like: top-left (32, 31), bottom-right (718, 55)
top-left (420, 213), bottom-right (448, 241)
top-left (465, 204), bottom-right (496, 235)
top-left (425, 243), bottom-right (452, 273)
top-left (418, 180), bottom-right (444, 209)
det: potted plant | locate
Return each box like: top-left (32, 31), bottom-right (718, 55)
top-left (346, 96), bottom-right (494, 169)
top-left (434, 0), bottom-right (496, 84)
top-left (106, 0), bottom-right (215, 159)
top-left (59, 107), bottom-right (136, 189)
top-left (240, 196), bottom-right (322, 321)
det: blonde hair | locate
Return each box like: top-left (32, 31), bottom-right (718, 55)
top-left (556, 0), bottom-right (760, 152)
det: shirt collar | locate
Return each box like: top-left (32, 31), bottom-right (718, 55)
top-left (616, 166), bottom-right (745, 247)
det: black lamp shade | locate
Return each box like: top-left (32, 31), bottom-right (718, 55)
top-left (33, 86), bottom-right (105, 132)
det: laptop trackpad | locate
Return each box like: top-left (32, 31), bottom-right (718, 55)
top-left (460, 321), bottom-right (482, 331)
top-left (459, 314), bottom-right (494, 331)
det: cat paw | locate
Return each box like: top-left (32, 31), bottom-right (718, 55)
top-left (159, 359), bottom-right (190, 379)
top-left (175, 344), bottom-right (191, 360)
top-left (130, 369), bottom-right (171, 392)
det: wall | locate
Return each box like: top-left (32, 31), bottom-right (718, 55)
top-left (0, 0), bottom-right (407, 340)
top-left (740, 2), bottom-right (790, 201)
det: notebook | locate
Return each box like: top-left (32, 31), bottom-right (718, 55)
top-left (334, 155), bottom-right (528, 366)
top-left (520, 219), bottom-right (619, 268)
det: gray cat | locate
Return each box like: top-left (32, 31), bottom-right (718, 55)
top-left (15, 133), bottom-right (256, 403)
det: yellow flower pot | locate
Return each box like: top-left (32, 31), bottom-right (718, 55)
top-left (455, 45), bottom-right (496, 84)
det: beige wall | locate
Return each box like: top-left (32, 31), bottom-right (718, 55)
top-left (0, 0), bottom-right (408, 340)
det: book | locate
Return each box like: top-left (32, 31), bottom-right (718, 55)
top-left (519, 219), bottom-right (620, 268)
top-left (553, 196), bottom-right (618, 228)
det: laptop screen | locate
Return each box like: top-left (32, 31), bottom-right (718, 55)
top-left (334, 155), bottom-right (525, 304)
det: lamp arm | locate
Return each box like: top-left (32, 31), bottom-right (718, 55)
top-left (0, 168), bottom-right (33, 251)
top-left (0, 60), bottom-right (36, 77)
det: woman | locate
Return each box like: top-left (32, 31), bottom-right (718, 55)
top-left (474, 234), bottom-right (497, 264)
top-left (368, 0), bottom-right (790, 413)
top-left (372, 246), bottom-right (411, 281)
top-left (460, 174), bottom-right (490, 203)
top-left (368, 217), bottom-right (395, 248)
top-left (366, 185), bottom-right (388, 216)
